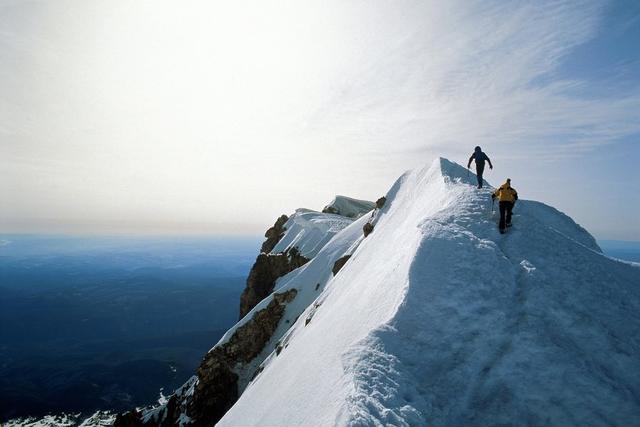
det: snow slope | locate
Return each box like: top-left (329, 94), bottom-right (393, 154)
top-left (322, 196), bottom-right (376, 219)
top-left (212, 210), bottom-right (371, 391)
top-left (115, 199), bottom-right (376, 426)
top-left (271, 208), bottom-right (358, 258)
top-left (218, 158), bottom-right (640, 426)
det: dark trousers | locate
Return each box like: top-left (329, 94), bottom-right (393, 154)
top-left (499, 201), bottom-right (514, 231)
top-left (476, 164), bottom-right (485, 188)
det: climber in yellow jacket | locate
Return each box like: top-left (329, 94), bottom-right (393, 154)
top-left (492, 179), bottom-right (518, 234)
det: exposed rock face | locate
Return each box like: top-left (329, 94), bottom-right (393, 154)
top-left (239, 247), bottom-right (308, 318)
top-left (332, 255), bottom-right (351, 276)
top-left (190, 289), bottom-right (298, 426)
top-left (114, 206), bottom-right (367, 426)
top-left (376, 196), bottom-right (386, 209)
top-left (321, 205), bottom-right (339, 215)
top-left (114, 410), bottom-right (143, 427)
top-left (114, 395), bottom-right (184, 427)
top-left (261, 214), bottom-right (288, 253)
top-left (189, 355), bottom-right (238, 426)
top-left (164, 396), bottom-right (180, 427)
top-left (238, 214), bottom-right (310, 319)
top-left (363, 222), bottom-right (374, 237)
top-left (115, 289), bottom-right (299, 427)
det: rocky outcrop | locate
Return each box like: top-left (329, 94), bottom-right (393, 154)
top-left (361, 196), bottom-right (386, 238)
top-left (190, 289), bottom-right (298, 426)
top-left (239, 247), bottom-right (308, 318)
top-left (260, 214), bottom-right (288, 253)
top-left (114, 410), bottom-right (143, 427)
top-left (114, 395), bottom-right (184, 427)
top-left (332, 255), bottom-right (351, 275)
top-left (114, 203), bottom-right (372, 426)
top-left (321, 205), bottom-right (339, 215)
top-left (116, 289), bottom-right (298, 427)
top-left (363, 222), bottom-right (374, 237)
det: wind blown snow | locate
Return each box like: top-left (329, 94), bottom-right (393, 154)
top-left (218, 158), bottom-right (640, 426)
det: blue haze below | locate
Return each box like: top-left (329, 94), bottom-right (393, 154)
top-left (599, 240), bottom-right (640, 263)
top-left (0, 234), bottom-right (261, 421)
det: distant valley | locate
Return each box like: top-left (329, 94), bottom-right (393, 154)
top-left (0, 234), bottom-right (260, 421)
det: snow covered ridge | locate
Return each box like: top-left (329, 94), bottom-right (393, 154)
top-left (5, 411), bottom-right (116, 427)
top-left (114, 197), bottom-right (377, 426)
top-left (218, 158), bottom-right (640, 426)
top-left (115, 157), bottom-right (639, 426)
top-left (322, 196), bottom-right (376, 219)
top-left (272, 209), bottom-right (358, 258)
top-left (238, 204), bottom-right (373, 318)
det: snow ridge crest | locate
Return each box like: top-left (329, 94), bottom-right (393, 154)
top-left (218, 157), bottom-right (640, 426)
top-left (111, 157), bottom-right (638, 427)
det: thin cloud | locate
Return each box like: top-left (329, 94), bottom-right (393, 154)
top-left (1, 0), bottom-right (638, 236)
top-left (304, 0), bottom-right (640, 161)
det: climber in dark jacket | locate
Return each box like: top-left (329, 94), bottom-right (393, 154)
top-left (492, 179), bottom-right (518, 234)
top-left (467, 146), bottom-right (493, 188)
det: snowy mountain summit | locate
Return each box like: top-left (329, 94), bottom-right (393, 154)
top-left (117, 158), bottom-right (640, 426)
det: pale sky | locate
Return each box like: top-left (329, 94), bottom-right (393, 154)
top-left (1, 0), bottom-right (639, 239)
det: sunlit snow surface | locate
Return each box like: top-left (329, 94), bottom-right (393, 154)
top-left (219, 158), bottom-right (640, 426)
top-left (271, 208), bottom-right (358, 258)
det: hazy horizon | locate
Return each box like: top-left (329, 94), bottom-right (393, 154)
top-left (0, 233), bottom-right (261, 420)
top-left (2, 1), bottom-right (639, 240)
